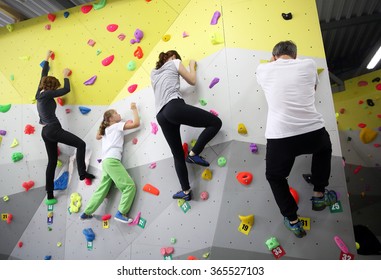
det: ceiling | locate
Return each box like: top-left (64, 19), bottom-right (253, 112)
top-left (1, 0), bottom-right (381, 92)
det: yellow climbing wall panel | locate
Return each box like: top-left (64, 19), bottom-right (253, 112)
top-left (333, 69), bottom-right (381, 131)
top-left (0, 0), bottom-right (325, 106)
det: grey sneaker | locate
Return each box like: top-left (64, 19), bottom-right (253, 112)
top-left (284, 217), bottom-right (306, 238)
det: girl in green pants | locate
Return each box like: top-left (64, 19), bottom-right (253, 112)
top-left (80, 103), bottom-right (140, 223)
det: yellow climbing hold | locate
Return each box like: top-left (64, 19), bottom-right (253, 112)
top-left (239, 214), bottom-right (254, 226)
top-left (10, 138), bottom-right (18, 148)
top-left (162, 34), bottom-right (171, 42)
top-left (210, 32), bottom-right (224, 45)
top-left (201, 169), bottom-right (212, 180)
top-left (317, 68), bottom-right (324, 75)
top-left (57, 160), bottom-right (62, 167)
top-left (238, 123), bottom-right (247, 135)
top-left (69, 192), bottom-right (82, 213)
top-left (359, 127), bottom-right (378, 144)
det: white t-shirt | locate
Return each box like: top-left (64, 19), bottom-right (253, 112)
top-left (256, 58), bottom-right (324, 139)
top-left (151, 59), bottom-right (181, 114)
top-left (102, 122), bottom-right (125, 161)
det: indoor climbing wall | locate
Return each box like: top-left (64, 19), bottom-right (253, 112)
top-left (333, 69), bottom-right (381, 238)
top-left (0, 0), bottom-right (355, 260)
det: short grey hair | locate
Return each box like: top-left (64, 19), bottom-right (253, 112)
top-left (272, 40), bottom-right (297, 58)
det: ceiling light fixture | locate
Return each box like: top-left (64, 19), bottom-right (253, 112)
top-left (366, 45), bottom-right (381, 70)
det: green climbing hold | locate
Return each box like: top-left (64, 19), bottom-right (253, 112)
top-left (45, 198), bottom-right (57, 206)
top-left (199, 99), bottom-right (207, 106)
top-left (0, 104), bottom-right (11, 113)
top-left (217, 156), bottom-right (227, 167)
top-left (11, 152), bottom-right (23, 162)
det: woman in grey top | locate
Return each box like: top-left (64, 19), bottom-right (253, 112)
top-left (151, 50), bottom-right (222, 201)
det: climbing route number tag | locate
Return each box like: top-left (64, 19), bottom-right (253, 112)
top-left (138, 217), bottom-right (146, 228)
top-left (163, 254), bottom-right (173, 260)
top-left (1, 213), bottom-right (7, 220)
top-left (299, 217), bottom-right (311, 230)
top-left (238, 222), bottom-right (252, 235)
top-left (103, 220), bottom-right (109, 229)
top-left (181, 201), bottom-right (191, 213)
top-left (330, 201), bottom-right (343, 213)
top-left (340, 251), bottom-right (354, 260)
top-left (87, 241), bottom-right (93, 250)
top-left (271, 246), bottom-right (286, 259)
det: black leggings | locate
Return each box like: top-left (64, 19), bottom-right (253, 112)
top-left (265, 127), bottom-right (332, 221)
top-left (156, 99), bottom-right (222, 191)
top-left (42, 123), bottom-right (87, 193)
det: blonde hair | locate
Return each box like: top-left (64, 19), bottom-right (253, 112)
top-left (98, 109), bottom-right (115, 136)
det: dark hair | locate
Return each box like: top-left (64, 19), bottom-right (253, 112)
top-left (98, 109), bottom-right (115, 136)
top-left (155, 50), bottom-right (182, 69)
top-left (39, 76), bottom-right (61, 90)
top-left (272, 40), bottom-right (297, 59)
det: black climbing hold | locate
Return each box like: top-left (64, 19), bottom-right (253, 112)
top-left (366, 99), bottom-right (375, 107)
top-left (372, 77), bottom-right (380, 83)
top-left (282, 13), bottom-right (292, 20)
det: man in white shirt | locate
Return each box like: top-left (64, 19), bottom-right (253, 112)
top-left (256, 41), bottom-right (337, 238)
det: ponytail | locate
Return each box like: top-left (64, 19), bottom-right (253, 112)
top-left (155, 50), bottom-right (182, 69)
top-left (98, 109), bottom-right (115, 136)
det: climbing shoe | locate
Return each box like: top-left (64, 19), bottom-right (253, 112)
top-left (80, 212), bottom-right (93, 220)
top-left (311, 189), bottom-right (337, 211)
top-left (186, 154), bottom-right (210, 167)
top-left (114, 211), bottom-right (133, 224)
top-left (284, 217), bottom-right (306, 238)
top-left (172, 190), bottom-right (192, 201)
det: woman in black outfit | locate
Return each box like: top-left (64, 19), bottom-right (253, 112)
top-left (36, 50), bottom-right (95, 205)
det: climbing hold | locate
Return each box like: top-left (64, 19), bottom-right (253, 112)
top-left (118, 33), bottom-right (126, 41)
top-left (54, 171), bottom-right (69, 190)
top-left (358, 100), bottom-right (364, 105)
top-left (81, 5), bottom-right (93, 14)
top-left (236, 171), bottom-right (253, 185)
top-left (210, 32), bottom-right (224, 44)
top-left (142, 183), bottom-right (160, 196)
top-left (22, 181), bottom-right (35, 192)
top-left (182, 31), bottom-right (189, 38)
top-left (334, 235), bottom-right (349, 254)
top-left (10, 74), bottom-right (14, 81)
top-left (210, 11), bottom-right (221, 25)
top-left (69, 192), bottom-right (82, 213)
top-left (0, 104), bottom-right (11, 113)
top-left (128, 84), bottom-right (138, 93)
top-left (265, 237), bottom-right (280, 251)
top-left (372, 77), bottom-right (380, 83)
top-left (187, 256), bottom-right (198, 260)
top-left (10, 138), bottom-right (18, 148)
top-left (84, 75), bottom-right (97, 85)
top-left (56, 97), bottom-right (64, 106)
top-left (239, 214), bottom-right (254, 226)
top-left (11, 152), bottom-right (23, 162)
top-left (374, 143), bottom-right (380, 148)
top-left (107, 24), bottom-right (118, 32)
top-left (47, 13), bottom-right (56, 22)
top-left (358, 123), bottom-right (366, 128)
top-left (45, 24), bottom-right (51, 30)
top-left (353, 165), bottom-right (362, 174)
top-left (282, 13), bottom-right (292, 20)
top-left (102, 55), bottom-right (114, 66)
top-left (127, 60), bottom-right (136, 71)
top-left (182, 142), bottom-right (188, 158)
top-left (199, 99), bottom-right (207, 106)
top-left (339, 108), bottom-right (345, 114)
top-left (190, 139), bottom-right (197, 147)
top-left (0, 130), bottom-right (6, 136)
top-left (57, 159), bottom-right (62, 167)
top-left (6, 213), bottom-right (13, 224)
top-left (96, 49), bottom-right (102, 56)
top-left (24, 124), bottom-right (35, 135)
top-left (376, 84), bottom-right (381, 91)
top-left (6, 24), bottom-right (14, 32)
top-left (87, 39), bottom-right (95, 47)
top-left (366, 99), bottom-right (375, 106)
top-left (44, 255), bottom-right (52, 260)
top-left (79, 106), bottom-right (91, 114)
top-left (45, 198), bottom-right (57, 205)
top-left (128, 211), bottom-right (141, 226)
top-left (151, 122), bottom-right (158, 134)
top-left (289, 187), bottom-right (299, 204)
top-left (3, 196), bottom-right (9, 202)
top-left (250, 143), bottom-right (258, 153)
top-left (93, 0), bottom-right (107, 10)
top-left (63, 11), bottom-right (70, 18)
top-left (217, 157), bottom-right (227, 167)
top-left (358, 80), bottom-right (368, 87)
top-left (162, 34), bottom-right (171, 42)
top-left (134, 46), bottom-right (143, 59)
top-left (160, 247), bottom-right (174, 256)
top-left (200, 191), bottom-right (209, 200)
top-left (201, 168), bottom-right (212, 180)
top-left (57, 242), bottom-right (62, 247)
top-left (149, 162), bottom-right (156, 169)
top-left (102, 214), bottom-right (112, 221)
top-left (359, 127), bottom-right (378, 144)
top-left (170, 237), bottom-right (176, 244)
top-left (130, 28), bottom-right (144, 44)
top-left (202, 252), bottom-right (210, 259)
top-left (209, 78), bottom-right (220, 88)
top-left (209, 109), bottom-right (218, 116)
top-left (18, 242), bottom-right (23, 248)
top-left (83, 228), bottom-right (95, 242)
top-left (238, 123), bottom-right (247, 135)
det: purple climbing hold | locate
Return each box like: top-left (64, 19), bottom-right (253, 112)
top-left (210, 11), bottom-right (221, 25)
top-left (209, 77), bottom-right (220, 89)
top-left (84, 75), bottom-right (97, 85)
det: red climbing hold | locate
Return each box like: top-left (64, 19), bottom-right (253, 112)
top-left (22, 181), bottom-right (35, 191)
top-left (57, 97), bottom-right (64, 106)
top-left (289, 187), bottom-right (299, 204)
top-left (102, 55), bottom-right (114, 66)
top-left (143, 183), bottom-right (160, 196)
top-left (128, 84), bottom-right (138, 93)
top-left (107, 24), bottom-right (118, 32)
top-left (376, 83), bottom-right (381, 91)
top-left (358, 123), bottom-right (366, 128)
top-left (47, 13), bottom-right (56, 22)
top-left (134, 46), bottom-right (143, 59)
top-left (81, 5), bottom-right (93, 14)
top-left (357, 81), bottom-right (368, 87)
top-left (102, 214), bottom-right (112, 221)
top-left (6, 213), bottom-right (13, 224)
top-left (236, 171), bottom-right (253, 185)
top-left (353, 165), bottom-right (362, 174)
top-left (182, 142), bottom-right (188, 159)
top-left (18, 241), bottom-right (23, 248)
top-left (24, 124), bottom-right (35, 135)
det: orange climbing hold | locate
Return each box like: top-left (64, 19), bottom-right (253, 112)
top-left (236, 171), bottom-right (253, 185)
top-left (359, 127), bottom-right (378, 144)
top-left (289, 187), bottom-right (299, 204)
top-left (143, 183), bottom-right (160, 196)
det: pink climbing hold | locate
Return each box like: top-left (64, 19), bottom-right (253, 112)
top-left (45, 24), bottom-right (51, 30)
top-left (81, 5), bottom-right (93, 14)
top-left (209, 77), bottom-right (220, 88)
top-left (107, 24), bottom-right (118, 32)
top-left (209, 109), bottom-right (218, 116)
top-left (160, 247), bottom-right (174, 256)
top-left (84, 75), bottom-right (97, 85)
top-left (358, 123), bottom-right (366, 128)
top-left (47, 13), bottom-right (56, 22)
top-left (210, 11), bottom-right (221, 25)
top-left (128, 211), bottom-right (141, 226)
top-left (200, 191), bottom-right (209, 200)
top-left (353, 165), bottom-right (362, 174)
top-left (132, 137), bottom-right (138, 144)
top-left (118, 33), bottom-right (126, 41)
top-left (357, 80), bottom-right (368, 87)
top-left (128, 84), bottom-right (138, 93)
top-left (151, 122), bottom-right (158, 134)
top-left (374, 143), bottom-right (380, 148)
top-left (149, 162), bottom-right (156, 169)
top-left (182, 31), bottom-right (189, 38)
top-left (87, 39), bottom-right (96, 47)
top-left (84, 178), bottom-right (92, 186)
top-left (102, 55), bottom-right (114, 66)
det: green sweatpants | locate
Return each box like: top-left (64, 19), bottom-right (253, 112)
top-left (84, 158), bottom-right (136, 215)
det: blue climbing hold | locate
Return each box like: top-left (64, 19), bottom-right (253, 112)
top-left (44, 255), bottom-right (52, 260)
top-left (54, 171), bottom-right (69, 190)
top-left (39, 60), bottom-right (50, 70)
top-left (83, 228), bottom-right (95, 242)
top-left (64, 11), bottom-right (70, 18)
top-left (79, 106), bottom-right (91, 115)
